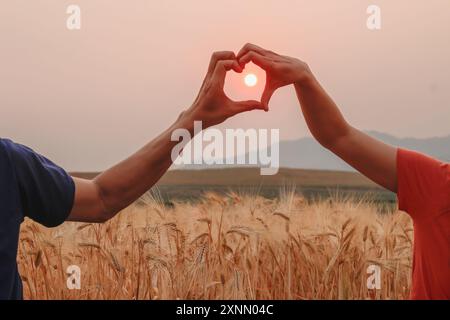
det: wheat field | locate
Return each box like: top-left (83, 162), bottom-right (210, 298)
top-left (18, 189), bottom-right (413, 300)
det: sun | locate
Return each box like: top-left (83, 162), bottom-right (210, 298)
top-left (244, 73), bottom-right (258, 87)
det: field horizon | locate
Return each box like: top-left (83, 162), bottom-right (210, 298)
top-left (71, 167), bottom-right (395, 204)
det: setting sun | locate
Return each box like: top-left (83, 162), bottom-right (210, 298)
top-left (244, 73), bottom-right (258, 87)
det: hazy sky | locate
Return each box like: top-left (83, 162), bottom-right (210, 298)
top-left (1, 1), bottom-right (449, 170)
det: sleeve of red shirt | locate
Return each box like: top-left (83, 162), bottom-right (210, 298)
top-left (397, 148), bottom-right (450, 220)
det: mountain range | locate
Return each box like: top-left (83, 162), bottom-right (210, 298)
top-left (272, 131), bottom-right (450, 171)
top-left (175, 131), bottom-right (450, 172)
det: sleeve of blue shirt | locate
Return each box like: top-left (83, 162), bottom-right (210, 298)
top-left (4, 140), bottom-right (75, 227)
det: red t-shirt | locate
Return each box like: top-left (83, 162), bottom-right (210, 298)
top-left (397, 149), bottom-right (450, 300)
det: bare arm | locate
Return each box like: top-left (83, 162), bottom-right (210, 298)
top-left (68, 116), bottom-right (192, 223)
top-left (237, 43), bottom-right (397, 192)
top-left (294, 77), bottom-right (397, 192)
top-left (68, 51), bottom-right (264, 223)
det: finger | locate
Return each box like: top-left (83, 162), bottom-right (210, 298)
top-left (230, 61), bottom-right (244, 73)
top-left (195, 52), bottom-right (240, 105)
top-left (208, 51), bottom-right (238, 75)
top-left (212, 60), bottom-right (242, 87)
top-left (239, 51), bottom-right (271, 69)
top-left (261, 85), bottom-right (276, 111)
top-left (231, 100), bottom-right (266, 115)
top-left (237, 43), bottom-right (268, 60)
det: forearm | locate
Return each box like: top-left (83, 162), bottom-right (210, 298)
top-left (294, 74), bottom-right (351, 150)
top-left (69, 51), bottom-right (265, 223)
top-left (234, 44), bottom-right (398, 192)
top-left (93, 111), bottom-right (194, 217)
top-left (293, 71), bottom-right (397, 192)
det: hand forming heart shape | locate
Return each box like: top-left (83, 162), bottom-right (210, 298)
top-left (183, 45), bottom-right (311, 130)
top-left (184, 51), bottom-right (266, 129)
top-left (237, 43), bottom-right (311, 110)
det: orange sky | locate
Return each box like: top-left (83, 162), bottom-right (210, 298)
top-left (1, 0), bottom-right (449, 170)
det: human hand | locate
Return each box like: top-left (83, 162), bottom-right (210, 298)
top-left (184, 51), bottom-right (265, 129)
top-left (237, 43), bottom-right (312, 109)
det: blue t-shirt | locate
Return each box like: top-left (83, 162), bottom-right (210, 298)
top-left (0, 139), bottom-right (75, 299)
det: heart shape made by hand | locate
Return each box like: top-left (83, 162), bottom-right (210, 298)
top-left (224, 62), bottom-right (266, 103)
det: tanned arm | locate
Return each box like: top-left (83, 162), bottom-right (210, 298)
top-left (68, 51), bottom-right (264, 223)
top-left (237, 43), bottom-right (397, 192)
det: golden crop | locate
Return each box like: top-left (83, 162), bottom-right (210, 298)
top-left (18, 190), bottom-right (413, 300)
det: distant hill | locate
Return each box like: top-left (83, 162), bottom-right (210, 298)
top-left (271, 131), bottom-right (450, 171)
top-left (72, 132), bottom-right (449, 197)
top-left (174, 131), bottom-right (450, 172)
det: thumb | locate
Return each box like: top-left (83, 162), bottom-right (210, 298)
top-left (261, 84), bottom-right (276, 111)
top-left (231, 100), bottom-right (266, 115)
